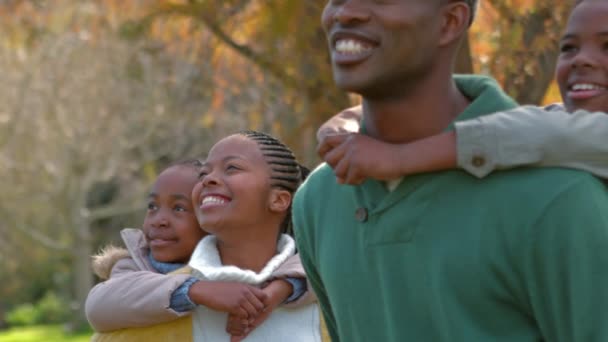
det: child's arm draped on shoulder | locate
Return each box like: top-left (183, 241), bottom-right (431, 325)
top-left (85, 257), bottom-right (193, 332)
top-left (317, 105), bottom-right (457, 184)
top-left (87, 251), bottom-right (307, 336)
top-left (318, 104), bottom-right (608, 183)
top-left (86, 252), bottom-right (270, 334)
top-left (455, 105), bottom-right (608, 178)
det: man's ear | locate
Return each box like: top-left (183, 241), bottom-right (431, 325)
top-left (438, 1), bottom-right (470, 47)
top-left (268, 188), bottom-right (292, 213)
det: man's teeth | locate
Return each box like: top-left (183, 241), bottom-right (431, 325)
top-left (202, 196), bottom-right (227, 206)
top-left (572, 84), bottom-right (607, 91)
top-left (335, 39), bottom-right (371, 54)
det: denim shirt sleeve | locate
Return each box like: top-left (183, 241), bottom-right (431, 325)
top-left (170, 277), bottom-right (199, 312)
top-left (284, 277), bottom-right (307, 303)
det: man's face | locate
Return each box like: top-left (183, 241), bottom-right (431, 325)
top-left (555, 0), bottom-right (608, 113)
top-left (322, 0), bottom-right (441, 98)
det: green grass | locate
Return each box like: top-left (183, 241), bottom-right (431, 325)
top-left (0, 324), bottom-right (92, 342)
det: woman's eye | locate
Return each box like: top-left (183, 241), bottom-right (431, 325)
top-left (198, 171), bottom-right (208, 179)
top-left (174, 205), bottom-right (186, 212)
top-left (147, 202), bottom-right (158, 211)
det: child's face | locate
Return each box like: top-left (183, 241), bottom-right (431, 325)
top-left (556, 0), bottom-right (608, 113)
top-left (192, 135), bottom-right (275, 237)
top-left (143, 165), bottom-right (207, 264)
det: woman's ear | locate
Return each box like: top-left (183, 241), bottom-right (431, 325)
top-left (268, 188), bottom-right (292, 213)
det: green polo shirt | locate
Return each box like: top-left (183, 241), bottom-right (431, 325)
top-left (294, 75), bottom-right (608, 342)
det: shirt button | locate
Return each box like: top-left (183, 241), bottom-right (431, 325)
top-left (355, 207), bottom-right (368, 222)
top-left (472, 156), bottom-right (486, 168)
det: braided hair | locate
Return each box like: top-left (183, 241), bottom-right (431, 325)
top-left (238, 130), bottom-right (309, 236)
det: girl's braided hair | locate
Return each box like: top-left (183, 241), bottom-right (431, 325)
top-left (238, 130), bottom-right (310, 236)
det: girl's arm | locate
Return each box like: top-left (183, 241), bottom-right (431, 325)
top-left (85, 257), bottom-right (193, 332)
top-left (455, 105), bottom-right (608, 178)
top-left (269, 253), bottom-right (316, 308)
top-left (87, 253), bottom-right (303, 333)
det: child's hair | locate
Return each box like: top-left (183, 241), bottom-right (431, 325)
top-left (165, 158), bottom-right (204, 172)
top-left (237, 130), bottom-right (309, 236)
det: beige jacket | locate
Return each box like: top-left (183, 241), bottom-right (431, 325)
top-left (456, 105), bottom-right (608, 179)
top-left (85, 228), bottom-right (313, 333)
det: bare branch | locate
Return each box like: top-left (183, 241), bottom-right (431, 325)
top-left (148, 3), bottom-right (300, 91)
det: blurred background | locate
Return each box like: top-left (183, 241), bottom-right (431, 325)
top-left (0, 0), bottom-right (571, 340)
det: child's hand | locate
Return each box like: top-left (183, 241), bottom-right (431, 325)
top-left (226, 314), bottom-right (250, 340)
top-left (189, 281), bottom-right (267, 319)
top-left (316, 105), bottom-right (362, 142)
top-left (318, 133), bottom-right (405, 185)
top-left (226, 279), bottom-right (293, 340)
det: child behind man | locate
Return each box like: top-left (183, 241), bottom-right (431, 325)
top-left (85, 159), bottom-right (311, 339)
top-left (317, 0), bottom-right (608, 184)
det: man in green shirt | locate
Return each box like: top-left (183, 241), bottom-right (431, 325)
top-left (293, 0), bottom-right (608, 341)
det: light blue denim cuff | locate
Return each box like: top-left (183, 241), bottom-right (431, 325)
top-left (284, 277), bottom-right (307, 303)
top-left (170, 277), bottom-right (198, 312)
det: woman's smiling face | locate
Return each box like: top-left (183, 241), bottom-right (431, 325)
top-left (192, 135), bottom-right (273, 236)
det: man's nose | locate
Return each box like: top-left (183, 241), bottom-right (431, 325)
top-left (333, 0), bottom-right (371, 26)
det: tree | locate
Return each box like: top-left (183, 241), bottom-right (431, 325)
top-left (0, 27), bottom-right (216, 327)
top-left (471, 0), bottom-right (573, 104)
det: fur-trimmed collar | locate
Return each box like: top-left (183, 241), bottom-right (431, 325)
top-left (91, 245), bottom-right (130, 280)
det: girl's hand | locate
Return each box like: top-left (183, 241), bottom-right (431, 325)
top-left (227, 279), bottom-right (293, 340)
top-left (189, 281), bottom-right (267, 319)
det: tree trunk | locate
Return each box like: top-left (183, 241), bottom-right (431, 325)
top-left (70, 214), bottom-right (93, 331)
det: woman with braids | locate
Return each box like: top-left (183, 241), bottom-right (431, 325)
top-left (86, 131), bottom-right (327, 341)
top-left (187, 130), bottom-right (323, 341)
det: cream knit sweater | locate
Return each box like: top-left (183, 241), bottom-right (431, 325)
top-left (189, 234), bottom-right (322, 342)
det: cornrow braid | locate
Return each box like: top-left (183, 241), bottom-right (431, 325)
top-left (239, 130), bottom-right (303, 192)
top-left (238, 130), bottom-right (309, 236)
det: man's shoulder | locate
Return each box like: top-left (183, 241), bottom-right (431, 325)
top-left (297, 163), bottom-right (337, 193)
top-left (481, 167), bottom-right (606, 206)
top-left (293, 163), bottom-right (342, 215)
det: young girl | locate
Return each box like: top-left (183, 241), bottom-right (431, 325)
top-left (187, 130), bottom-right (324, 341)
top-left (85, 159), bottom-right (313, 339)
top-left (316, 0), bottom-right (608, 184)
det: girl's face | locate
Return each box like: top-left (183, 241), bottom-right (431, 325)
top-left (556, 0), bottom-right (608, 113)
top-left (143, 165), bottom-right (207, 263)
top-left (192, 135), bottom-right (276, 237)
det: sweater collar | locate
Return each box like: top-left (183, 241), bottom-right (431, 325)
top-left (188, 234), bottom-right (296, 285)
top-left (355, 75), bottom-right (518, 214)
top-left (449, 74), bottom-right (518, 124)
